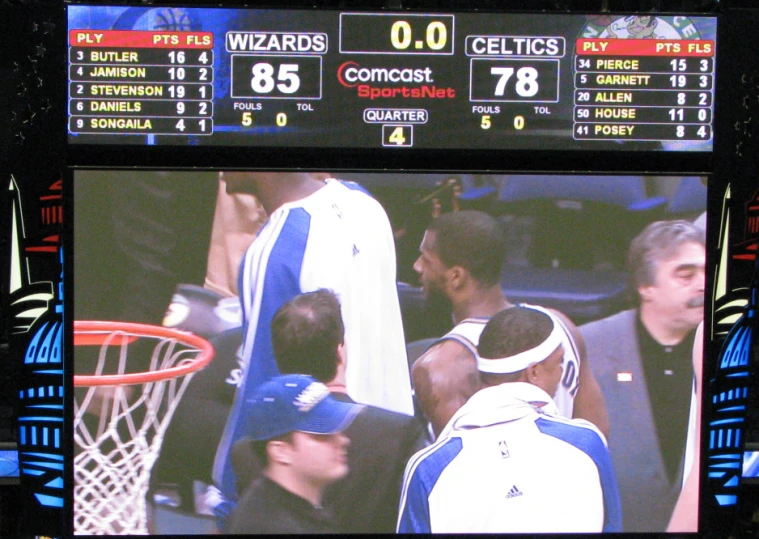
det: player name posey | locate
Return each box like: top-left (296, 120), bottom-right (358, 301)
top-left (574, 122), bottom-right (710, 140)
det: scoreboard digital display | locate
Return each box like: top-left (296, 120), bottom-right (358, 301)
top-left (66, 6), bottom-right (717, 151)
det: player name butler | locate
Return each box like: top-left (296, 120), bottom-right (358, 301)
top-left (88, 51), bottom-right (139, 63)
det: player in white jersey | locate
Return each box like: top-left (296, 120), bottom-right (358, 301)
top-left (398, 307), bottom-right (622, 533)
top-left (411, 210), bottom-right (608, 438)
top-left (434, 304), bottom-right (580, 418)
top-left (210, 173), bottom-right (413, 523)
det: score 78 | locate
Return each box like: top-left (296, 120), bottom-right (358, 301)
top-left (470, 59), bottom-right (559, 103)
top-left (491, 66), bottom-right (539, 97)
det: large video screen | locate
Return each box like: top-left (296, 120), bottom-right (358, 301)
top-left (67, 5), bottom-right (717, 151)
top-left (71, 170), bottom-right (706, 535)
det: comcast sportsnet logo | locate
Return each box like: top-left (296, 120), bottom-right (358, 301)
top-left (337, 61), bottom-right (456, 100)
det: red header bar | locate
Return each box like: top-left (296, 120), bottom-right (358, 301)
top-left (576, 39), bottom-right (714, 56)
top-left (69, 30), bottom-right (213, 48)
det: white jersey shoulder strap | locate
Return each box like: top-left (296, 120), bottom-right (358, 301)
top-left (426, 318), bottom-right (489, 358)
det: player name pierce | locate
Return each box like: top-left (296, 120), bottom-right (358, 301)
top-left (67, 7), bottom-right (716, 151)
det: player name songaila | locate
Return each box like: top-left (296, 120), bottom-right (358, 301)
top-left (88, 67), bottom-right (146, 78)
top-left (89, 101), bottom-right (141, 112)
top-left (89, 118), bottom-right (152, 129)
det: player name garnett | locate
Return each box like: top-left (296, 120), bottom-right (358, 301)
top-left (595, 92), bottom-right (633, 102)
top-left (88, 101), bottom-right (142, 112)
top-left (88, 118), bottom-right (152, 129)
top-left (89, 85), bottom-right (163, 96)
top-left (89, 51), bottom-right (139, 62)
top-left (595, 74), bottom-right (650, 85)
top-left (88, 67), bottom-right (146, 78)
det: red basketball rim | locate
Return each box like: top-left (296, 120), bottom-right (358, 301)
top-left (73, 320), bottom-right (214, 387)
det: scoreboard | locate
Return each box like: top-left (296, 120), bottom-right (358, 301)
top-left (67, 6), bottom-right (717, 151)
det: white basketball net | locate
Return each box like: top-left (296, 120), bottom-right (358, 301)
top-left (73, 329), bottom-right (209, 535)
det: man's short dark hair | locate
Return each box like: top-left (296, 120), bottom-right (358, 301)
top-left (628, 219), bottom-right (705, 290)
top-left (477, 307), bottom-right (554, 385)
top-left (271, 289), bottom-right (344, 383)
top-left (427, 210), bottom-right (507, 287)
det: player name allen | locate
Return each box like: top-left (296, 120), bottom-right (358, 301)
top-left (595, 92), bottom-right (633, 103)
top-left (88, 66), bottom-right (146, 78)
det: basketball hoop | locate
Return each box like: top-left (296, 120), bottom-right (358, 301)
top-left (73, 321), bottom-right (213, 536)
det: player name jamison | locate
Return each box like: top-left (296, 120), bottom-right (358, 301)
top-left (88, 67), bottom-right (146, 78)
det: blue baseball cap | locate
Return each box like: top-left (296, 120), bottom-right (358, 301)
top-left (246, 374), bottom-right (364, 441)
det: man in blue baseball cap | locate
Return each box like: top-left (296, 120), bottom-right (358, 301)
top-left (227, 374), bottom-right (363, 534)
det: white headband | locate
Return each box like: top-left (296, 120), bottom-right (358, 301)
top-left (477, 324), bottom-right (563, 374)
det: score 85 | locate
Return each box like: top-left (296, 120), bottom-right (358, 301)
top-left (469, 59), bottom-right (559, 102)
top-left (230, 55), bottom-right (322, 99)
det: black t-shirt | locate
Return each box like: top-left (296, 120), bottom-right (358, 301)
top-left (230, 393), bottom-right (428, 533)
top-left (227, 475), bottom-right (337, 535)
top-left (636, 315), bottom-right (695, 483)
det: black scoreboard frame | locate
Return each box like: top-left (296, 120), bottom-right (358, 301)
top-left (6, 1), bottom-right (759, 538)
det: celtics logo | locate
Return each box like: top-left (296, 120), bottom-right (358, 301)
top-left (581, 15), bottom-right (702, 40)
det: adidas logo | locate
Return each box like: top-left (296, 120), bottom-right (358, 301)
top-left (505, 485), bottom-right (523, 499)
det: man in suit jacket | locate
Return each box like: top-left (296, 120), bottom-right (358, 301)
top-left (580, 220), bottom-right (705, 532)
top-left (232, 289), bottom-right (427, 533)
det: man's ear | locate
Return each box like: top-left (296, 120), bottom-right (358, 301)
top-left (268, 439), bottom-right (293, 466)
top-left (447, 265), bottom-right (467, 290)
top-left (638, 284), bottom-right (653, 303)
top-left (525, 362), bottom-right (541, 385)
top-left (336, 343), bottom-right (346, 367)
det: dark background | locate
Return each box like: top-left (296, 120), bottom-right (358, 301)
top-left (4, 1), bottom-right (758, 538)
